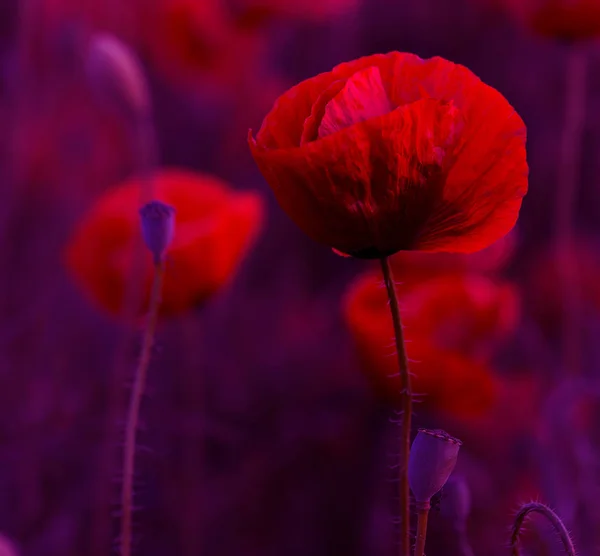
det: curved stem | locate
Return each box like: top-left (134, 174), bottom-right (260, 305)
top-left (414, 501), bottom-right (430, 556)
top-left (380, 256), bottom-right (412, 556)
top-left (556, 46), bottom-right (587, 376)
top-left (89, 41), bottom-right (159, 556)
top-left (120, 260), bottom-right (165, 556)
top-left (510, 502), bottom-right (576, 556)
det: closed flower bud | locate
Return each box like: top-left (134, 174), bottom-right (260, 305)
top-left (139, 200), bottom-right (175, 263)
top-left (86, 33), bottom-right (150, 121)
top-left (408, 428), bottom-right (462, 506)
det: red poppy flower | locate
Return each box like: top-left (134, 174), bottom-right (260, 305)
top-left (343, 271), bottom-right (520, 418)
top-left (65, 169), bottom-right (264, 317)
top-left (476, 0), bottom-right (600, 40)
top-left (249, 52), bottom-right (528, 259)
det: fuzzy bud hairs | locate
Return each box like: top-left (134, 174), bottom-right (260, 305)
top-left (510, 502), bottom-right (576, 556)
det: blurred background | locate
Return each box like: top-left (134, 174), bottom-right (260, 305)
top-left (1, 0), bottom-right (600, 554)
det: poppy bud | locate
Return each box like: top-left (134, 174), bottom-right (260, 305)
top-left (86, 33), bottom-right (150, 121)
top-left (139, 200), bottom-right (175, 264)
top-left (408, 428), bottom-right (462, 507)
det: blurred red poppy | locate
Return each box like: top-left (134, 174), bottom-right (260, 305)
top-left (476, 0), bottom-right (600, 40)
top-left (65, 169), bottom-right (264, 317)
top-left (388, 226), bottom-right (518, 291)
top-left (343, 271), bottom-right (520, 418)
top-left (13, 86), bottom-right (131, 198)
top-left (249, 52), bottom-right (528, 259)
top-left (526, 237), bottom-right (600, 337)
top-left (230, 0), bottom-right (359, 28)
top-left (141, 0), bottom-right (266, 97)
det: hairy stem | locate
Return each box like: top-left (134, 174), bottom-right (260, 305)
top-left (120, 260), bottom-right (165, 556)
top-left (510, 502), bottom-right (576, 556)
top-left (380, 256), bottom-right (412, 556)
top-left (557, 46), bottom-right (587, 376)
top-left (414, 501), bottom-right (430, 556)
top-left (89, 42), bottom-right (159, 556)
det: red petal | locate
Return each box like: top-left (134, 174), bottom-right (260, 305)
top-left (250, 97), bottom-right (464, 256)
top-left (300, 80), bottom-right (345, 145)
top-left (317, 66), bottom-right (393, 139)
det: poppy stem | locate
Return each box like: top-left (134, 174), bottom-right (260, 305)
top-left (509, 502), bottom-right (576, 556)
top-left (120, 259), bottom-right (165, 556)
top-left (414, 500), bottom-right (430, 556)
top-left (380, 256), bottom-right (412, 556)
top-left (556, 46), bottom-right (587, 376)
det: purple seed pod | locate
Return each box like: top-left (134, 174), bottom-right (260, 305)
top-left (139, 200), bottom-right (175, 264)
top-left (408, 428), bottom-right (462, 506)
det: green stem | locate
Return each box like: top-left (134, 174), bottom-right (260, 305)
top-left (380, 256), bottom-right (412, 556)
top-left (414, 501), bottom-right (430, 556)
top-left (120, 259), bottom-right (165, 556)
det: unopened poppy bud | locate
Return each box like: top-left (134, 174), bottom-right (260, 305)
top-left (408, 428), bottom-right (462, 507)
top-left (86, 33), bottom-right (150, 121)
top-left (139, 200), bottom-right (175, 264)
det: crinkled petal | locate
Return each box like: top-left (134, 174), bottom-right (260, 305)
top-left (251, 97), bottom-right (463, 256)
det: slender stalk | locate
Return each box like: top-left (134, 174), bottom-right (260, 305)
top-left (414, 501), bottom-right (430, 556)
top-left (88, 36), bottom-right (159, 555)
top-left (510, 502), bottom-right (576, 556)
top-left (556, 46), bottom-right (587, 376)
top-left (120, 259), bottom-right (165, 556)
top-left (380, 256), bottom-right (412, 556)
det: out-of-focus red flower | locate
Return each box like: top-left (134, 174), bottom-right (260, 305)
top-left (249, 52), bottom-right (528, 259)
top-left (343, 271), bottom-right (520, 418)
top-left (388, 226), bottom-right (518, 291)
top-left (13, 86), bottom-right (132, 198)
top-left (476, 0), bottom-right (600, 41)
top-left (141, 0), bottom-right (266, 96)
top-left (65, 169), bottom-right (264, 317)
top-left (445, 371), bottom-right (544, 454)
top-left (230, 0), bottom-right (359, 28)
top-left (526, 238), bottom-right (600, 337)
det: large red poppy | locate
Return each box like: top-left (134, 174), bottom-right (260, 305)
top-left (65, 169), bottom-right (264, 317)
top-left (249, 52), bottom-right (528, 259)
top-left (343, 271), bottom-right (520, 418)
